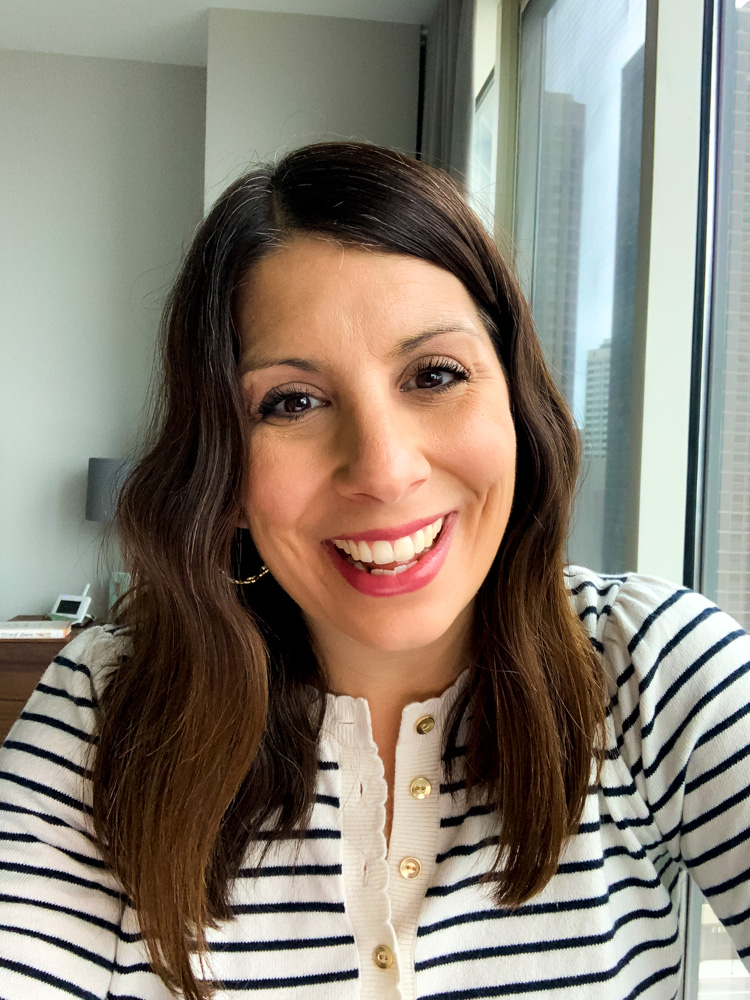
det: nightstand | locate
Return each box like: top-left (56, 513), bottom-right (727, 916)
top-left (0, 616), bottom-right (90, 743)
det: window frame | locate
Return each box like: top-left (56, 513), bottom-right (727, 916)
top-left (490, 0), bottom-right (716, 995)
top-left (493, 0), bottom-right (706, 581)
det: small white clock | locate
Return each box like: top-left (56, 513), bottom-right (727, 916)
top-left (49, 584), bottom-right (91, 625)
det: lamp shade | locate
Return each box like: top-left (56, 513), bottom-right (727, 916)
top-left (85, 458), bottom-right (131, 522)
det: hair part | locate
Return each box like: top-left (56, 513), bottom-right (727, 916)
top-left (91, 141), bottom-right (606, 999)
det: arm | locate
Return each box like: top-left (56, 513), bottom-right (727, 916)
top-left (604, 576), bottom-right (750, 961)
top-left (0, 626), bottom-right (126, 998)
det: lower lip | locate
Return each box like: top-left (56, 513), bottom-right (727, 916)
top-left (322, 512), bottom-right (457, 597)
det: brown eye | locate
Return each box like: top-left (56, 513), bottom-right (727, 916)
top-left (283, 395), bottom-right (312, 413)
top-left (404, 358), bottom-right (471, 394)
top-left (257, 385), bottom-right (327, 421)
top-left (414, 370), bottom-right (450, 389)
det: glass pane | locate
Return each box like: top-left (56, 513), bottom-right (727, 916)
top-left (703, 0), bottom-right (750, 635)
top-left (469, 71), bottom-right (499, 233)
top-left (516, 0), bottom-right (647, 572)
top-left (697, 1), bottom-right (750, 994)
top-left (698, 898), bottom-right (750, 997)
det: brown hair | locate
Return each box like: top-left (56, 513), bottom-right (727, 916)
top-left (91, 142), bottom-right (605, 999)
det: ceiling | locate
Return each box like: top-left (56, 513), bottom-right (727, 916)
top-left (0, 0), bottom-right (439, 67)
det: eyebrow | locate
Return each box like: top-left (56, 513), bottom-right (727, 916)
top-left (237, 323), bottom-right (481, 376)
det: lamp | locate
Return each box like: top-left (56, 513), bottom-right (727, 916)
top-left (85, 458), bottom-right (131, 523)
top-left (85, 458), bottom-right (132, 610)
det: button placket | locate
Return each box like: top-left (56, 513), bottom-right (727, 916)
top-left (327, 696), bottom-right (401, 998)
top-left (387, 701), bottom-right (446, 1000)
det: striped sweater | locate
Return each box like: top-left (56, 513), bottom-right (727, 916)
top-left (0, 566), bottom-right (749, 999)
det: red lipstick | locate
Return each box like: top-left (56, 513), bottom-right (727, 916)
top-left (323, 511), bottom-right (457, 597)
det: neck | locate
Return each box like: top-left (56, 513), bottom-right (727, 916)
top-left (309, 602), bottom-right (473, 715)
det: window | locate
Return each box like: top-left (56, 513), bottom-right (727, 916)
top-left (514, 0), bottom-right (647, 572)
top-left (689, 0), bottom-right (750, 994)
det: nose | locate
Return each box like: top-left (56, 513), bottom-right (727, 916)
top-left (332, 399), bottom-right (431, 505)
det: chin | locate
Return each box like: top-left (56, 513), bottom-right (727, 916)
top-left (339, 601), bottom-right (469, 655)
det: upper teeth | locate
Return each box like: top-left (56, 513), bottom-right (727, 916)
top-left (332, 517), bottom-right (444, 565)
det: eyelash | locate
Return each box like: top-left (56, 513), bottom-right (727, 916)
top-left (255, 356), bottom-right (471, 422)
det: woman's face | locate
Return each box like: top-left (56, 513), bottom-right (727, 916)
top-left (237, 236), bottom-right (516, 657)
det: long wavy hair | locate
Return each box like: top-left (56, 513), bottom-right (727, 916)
top-left (90, 141), bottom-right (606, 999)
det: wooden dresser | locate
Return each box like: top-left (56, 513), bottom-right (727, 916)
top-left (0, 619), bottom-right (89, 743)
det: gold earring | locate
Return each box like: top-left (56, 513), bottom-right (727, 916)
top-left (227, 565), bottom-right (269, 585)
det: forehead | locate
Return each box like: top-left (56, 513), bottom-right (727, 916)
top-left (235, 237), bottom-right (486, 359)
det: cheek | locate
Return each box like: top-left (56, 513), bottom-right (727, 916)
top-left (243, 437), bottom-right (319, 543)
top-left (443, 409), bottom-right (516, 495)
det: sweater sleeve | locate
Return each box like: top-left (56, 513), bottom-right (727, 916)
top-left (602, 574), bottom-right (750, 962)
top-left (0, 626), bottom-right (126, 999)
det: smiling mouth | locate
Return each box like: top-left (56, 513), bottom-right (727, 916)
top-left (330, 518), bottom-right (446, 576)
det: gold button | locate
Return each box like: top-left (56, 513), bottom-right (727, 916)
top-left (399, 856), bottom-right (422, 879)
top-left (373, 944), bottom-right (394, 969)
top-left (415, 715), bottom-right (435, 735)
top-left (409, 776), bottom-right (432, 799)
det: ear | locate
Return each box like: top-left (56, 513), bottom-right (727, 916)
top-left (236, 510), bottom-right (250, 531)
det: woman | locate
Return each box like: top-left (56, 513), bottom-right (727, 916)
top-left (0, 142), bottom-right (748, 1000)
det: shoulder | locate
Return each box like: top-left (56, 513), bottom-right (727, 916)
top-left (566, 564), bottom-right (750, 740)
top-left (45, 623), bottom-right (130, 702)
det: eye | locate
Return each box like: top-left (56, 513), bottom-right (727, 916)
top-left (256, 384), bottom-right (327, 421)
top-left (403, 357), bottom-right (471, 393)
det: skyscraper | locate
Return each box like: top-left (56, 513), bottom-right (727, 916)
top-left (531, 91), bottom-right (585, 410)
top-left (584, 338), bottom-right (611, 460)
top-left (602, 45), bottom-right (645, 571)
top-left (706, 6), bottom-right (750, 629)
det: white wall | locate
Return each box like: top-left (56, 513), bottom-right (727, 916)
top-left (204, 8), bottom-right (420, 207)
top-left (0, 50), bottom-right (205, 620)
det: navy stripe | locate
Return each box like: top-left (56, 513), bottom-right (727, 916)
top-left (599, 778), bottom-right (637, 797)
top-left (441, 805), bottom-right (496, 828)
top-left (685, 740), bottom-right (750, 795)
top-left (695, 697), bottom-right (750, 751)
top-left (238, 864), bottom-right (342, 878)
top-left (640, 631), bottom-right (746, 740)
top-left (212, 969), bottom-right (359, 990)
top-left (425, 874), bottom-right (485, 898)
top-left (0, 771), bottom-right (91, 814)
top-left (36, 682), bottom-right (98, 710)
top-left (0, 922), bottom-right (114, 971)
top-left (557, 857), bottom-right (604, 874)
top-left (440, 779), bottom-right (467, 794)
top-left (314, 794), bottom-right (340, 808)
top-left (230, 901), bottom-right (346, 915)
top-left (2, 739), bottom-right (91, 779)
top-left (568, 580), bottom-right (620, 598)
top-left (54, 654), bottom-right (93, 679)
top-left (645, 658), bottom-right (750, 784)
top-left (702, 862), bottom-right (750, 899)
top-left (623, 966), bottom-right (680, 1000)
top-left (578, 603), bottom-right (613, 622)
top-left (0, 861), bottom-right (124, 900)
top-left (436, 836), bottom-right (498, 864)
top-left (418, 879), bottom-right (667, 936)
top-left (209, 934), bottom-right (355, 953)
top-left (415, 902), bottom-right (673, 970)
top-left (0, 800), bottom-right (93, 838)
top-left (418, 930), bottom-right (679, 998)
top-left (627, 589), bottom-right (688, 656)
top-left (254, 828), bottom-right (341, 841)
top-left (682, 781), bottom-right (750, 836)
top-left (18, 711), bottom-right (93, 743)
top-left (0, 957), bottom-right (101, 1000)
top-left (637, 606), bottom-right (720, 698)
top-left (0, 830), bottom-right (108, 870)
top-left (0, 892), bottom-right (124, 937)
top-left (317, 760), bottom-right (339, 770)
